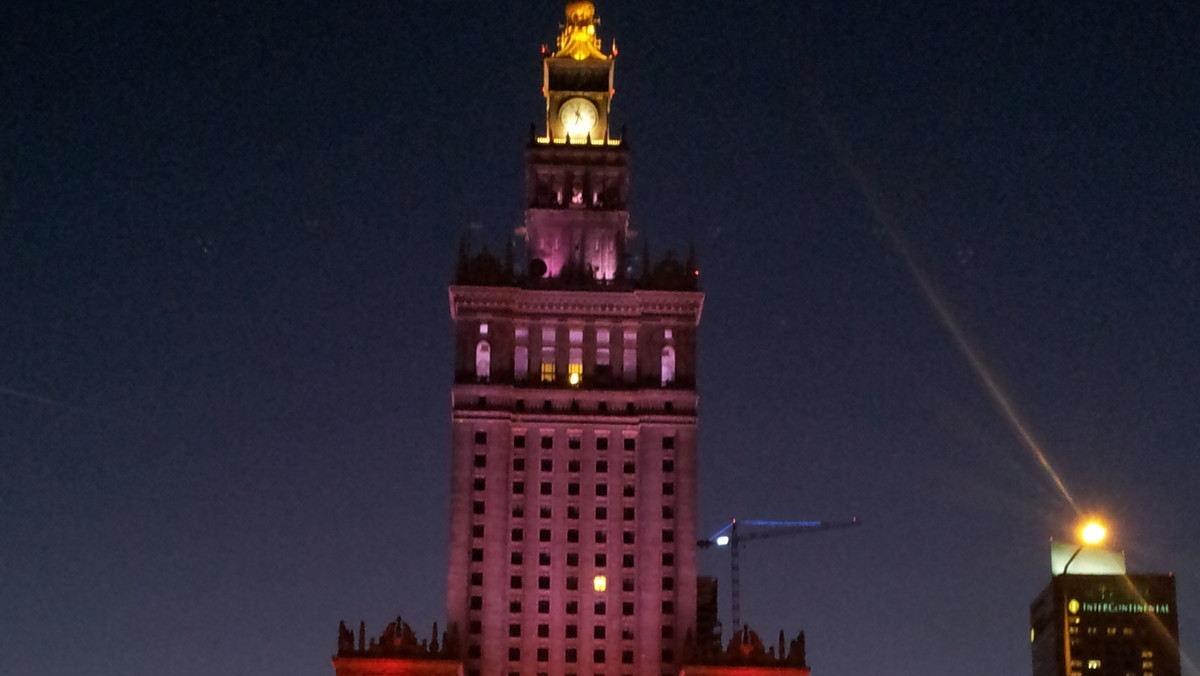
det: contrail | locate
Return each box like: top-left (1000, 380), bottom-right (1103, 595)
top-left (0, 385), bottom-right (106, 418)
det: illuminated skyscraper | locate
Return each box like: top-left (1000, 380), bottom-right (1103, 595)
top-left (445, 4), bottom-right (703, 676)
top-left (1030, 543), bottom-right (1180, 676)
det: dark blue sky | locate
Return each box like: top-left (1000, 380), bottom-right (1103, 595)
top-left (3, 2), bottom-right (1198, 675)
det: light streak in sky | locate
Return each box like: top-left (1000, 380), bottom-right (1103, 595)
top-left (0, 385), bottom-right (103, 418)
top-left (804, 94), bottom-right (1078, 512)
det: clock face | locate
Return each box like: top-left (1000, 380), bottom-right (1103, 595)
top-left (559, 97), bottom-right (598, 138)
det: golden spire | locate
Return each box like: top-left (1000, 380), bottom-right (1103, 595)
top-left (554, 1), bottom-right (609, 61)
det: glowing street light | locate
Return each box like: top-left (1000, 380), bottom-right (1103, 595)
top-left (1062, 518), bottom-right (1109, 574)
top-left (715, 535), bottom-right (730, 547)
top-left (1080, 520), bottom-right (1107, 545)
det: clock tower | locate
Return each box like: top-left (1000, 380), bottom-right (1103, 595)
top-left (523, 1), bottom-right (629, 283)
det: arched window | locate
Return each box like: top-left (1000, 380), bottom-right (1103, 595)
top-left (660, 346), bottom-right (675, 386)
top-left (476, 340), bottom-right (491, 381)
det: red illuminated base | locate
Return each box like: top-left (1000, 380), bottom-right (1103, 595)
top-left (681, 665), bottom-right (812, 676)
top-left (332, 657), bottom-right (464, 676)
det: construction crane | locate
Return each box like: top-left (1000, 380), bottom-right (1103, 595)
top-left (697, 517), bottom-right (861, 633)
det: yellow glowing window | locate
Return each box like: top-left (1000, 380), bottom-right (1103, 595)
top-left (1142, 651), bottom-right (1154, 658)
top-left (593, 575), bottom-right (607, 592)
top-left (1087, 660), bottom-right (1100, 670)
top-left (568, 362), bottom-right (583, 386)
top-left (541, 363), bottom-right (556, 383)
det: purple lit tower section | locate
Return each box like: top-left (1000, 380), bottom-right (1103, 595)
top-left (445, 4), bottom-right (704, 676)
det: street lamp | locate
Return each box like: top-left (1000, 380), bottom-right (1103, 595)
top-left (1062, 519), bottom-right (1107, 574)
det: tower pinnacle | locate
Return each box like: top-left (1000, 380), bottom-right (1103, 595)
top-left (555, 1), bottom-right (609, 60)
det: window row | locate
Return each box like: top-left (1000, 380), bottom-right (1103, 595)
top-left (506, 482), bottom-right (675, 497)
top-left (467, 598), bottom-right (677, 616)
top-left (470, 572), bottom-right (675, 591)
top-left (473, 325), bottom-right (678, 387)
top-left (475, 432), bottom-right (677, 452)
top-left (471, 502), bottom-right (675, 520)
top-left (467, 621), bottom-right (676, 641)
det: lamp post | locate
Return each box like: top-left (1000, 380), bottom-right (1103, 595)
top-left (1061, 519), bottom-right (1107, 574)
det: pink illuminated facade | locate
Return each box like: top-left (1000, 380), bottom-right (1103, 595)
top-left (332, 6), bottom-right (825, 676)
top-left (445, 4), bottom-right (703, 676)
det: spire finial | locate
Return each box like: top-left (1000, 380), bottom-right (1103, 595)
top-left (554, 2), bottom-right (609, 60)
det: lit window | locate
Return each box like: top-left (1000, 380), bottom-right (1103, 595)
top-left (475, 340), bottom-right (491, 381)
top-left (541, 361), bottom-right (556, 383)
top-left (622, 330), bottom-right (637, 382)
top-left (596, 328), bottom-right (611, 368)
top-left (593, 575), bottom-right (607, 592)
top-left (1087, 660), bottom-right (1100, 670)
top-left (660, 346), bottom-right (675, 386)
top-left (622, 347), bottom-right (636, 382)
top-left (480, 322), bottom-right (488, 335)
top-left (568, 360), bottom-right (583, 386)
top-left (515, 345), bottom-right (529, 380)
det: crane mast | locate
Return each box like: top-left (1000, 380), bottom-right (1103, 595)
top-left (698, 517), bottom-right (861, 633)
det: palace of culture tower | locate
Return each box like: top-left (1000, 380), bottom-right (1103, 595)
top-left (333, 5), bottom-right (811, 676)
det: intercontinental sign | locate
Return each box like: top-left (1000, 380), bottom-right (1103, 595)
top-left (1068, 599), bottom-right (1172, 615)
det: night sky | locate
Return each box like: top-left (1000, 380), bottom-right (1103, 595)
top-left (3, 2), bottom-right (1199, 675)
